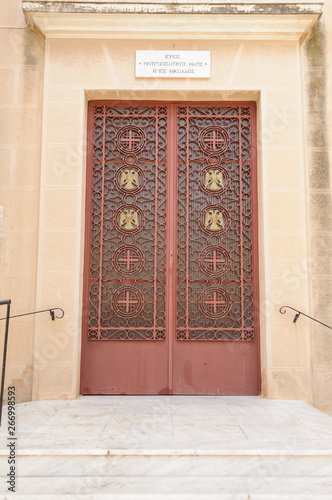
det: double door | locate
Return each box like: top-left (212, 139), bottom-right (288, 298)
top-left (81, 101), bottom-right (259, 395)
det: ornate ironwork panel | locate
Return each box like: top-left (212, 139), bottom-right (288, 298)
top-left (177, 105), bottom-right (254, 341)
top-left (88, 104), bottom-right (167, 340)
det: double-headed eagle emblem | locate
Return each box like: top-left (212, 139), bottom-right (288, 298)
top-left (120, 169), bottom-right (139, 190)
top-left (205, 209), bottom-right (225, 231)
top-left (119, 209), bottom-right (139, 230)
top-left (204, 169), bottom-right (224, 191)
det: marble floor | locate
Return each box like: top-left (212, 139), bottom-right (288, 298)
top-left (0, 395), bottom-right (332, 452)
top-left (1, 396), bottom-right (332, 498)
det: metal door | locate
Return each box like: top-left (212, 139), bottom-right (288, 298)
top-left (81, 101), bottom-right (259, 395)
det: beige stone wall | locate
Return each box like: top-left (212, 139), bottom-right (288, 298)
top-left (31, 35), bottom-right (311, 401)
top-left (303, 3), bottom-right (332, 414)
top-left (0, 0), bottom-right (44, 401)
top-left (1, 0), bottom-right (331, 409)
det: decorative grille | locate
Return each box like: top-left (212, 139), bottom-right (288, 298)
top-left (88, 105), bottom-right (167, 340)
top-left (176, 105), bottom-right (254, 340)
top-left (86, 103), bottom-right (256, 342)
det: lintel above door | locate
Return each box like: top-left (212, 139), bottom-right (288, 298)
top-left (23, 1), bottom-right (323, 40)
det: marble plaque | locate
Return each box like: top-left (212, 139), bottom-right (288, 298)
top-left (136, 50), bottom-right (210, 78)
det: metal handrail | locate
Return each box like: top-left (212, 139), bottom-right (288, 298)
top-left (0, 304), bottom-right (65, 426)
top-left (279, 305), bottom-right (332, 330)
top-left (0, 307), bottom-right (64, 322)
top-left (0, 300), bottom-right (11, 426)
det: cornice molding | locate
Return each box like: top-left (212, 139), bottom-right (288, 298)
top-left (22, 1), bottom-right (324, 39)
top-left (23, 2), bottom-right (325, 15)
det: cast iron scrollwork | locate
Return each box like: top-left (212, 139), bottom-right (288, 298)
top-left (88, 105), bottom-right (166, 340)
top-left (177, 105), bottom-right (254, 341)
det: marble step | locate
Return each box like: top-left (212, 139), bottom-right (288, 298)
top-left (1, 397), bottom-right (332, 498)
top-left (1, 475), bottom-right (332, 499)
top-left (3, 449), bottom-right (332, 478)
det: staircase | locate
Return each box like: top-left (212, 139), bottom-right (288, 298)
top-left (1, 396), bottom-right (332, 499)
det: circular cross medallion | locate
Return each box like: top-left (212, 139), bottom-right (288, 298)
top-left (112, 287), bottom-right (143, 318)
top-left (199, 288), bottom-right (231, 318)
top-left (199, 126), bottom-right (229, 154)
top-left (114, 246), bottom-right (144, 275)
top-left (199, 246), bottom-right (230, 275)
top-left (116, 126), bottom-right (145, 154)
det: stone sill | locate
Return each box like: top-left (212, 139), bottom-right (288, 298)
top-left (23, 1), bottom-right (324, 39)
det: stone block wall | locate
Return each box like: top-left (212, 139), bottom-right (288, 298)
top-left (303, 2), bottom-right (332, 414)
top-left (0, 0), bottom-right (44, 402)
